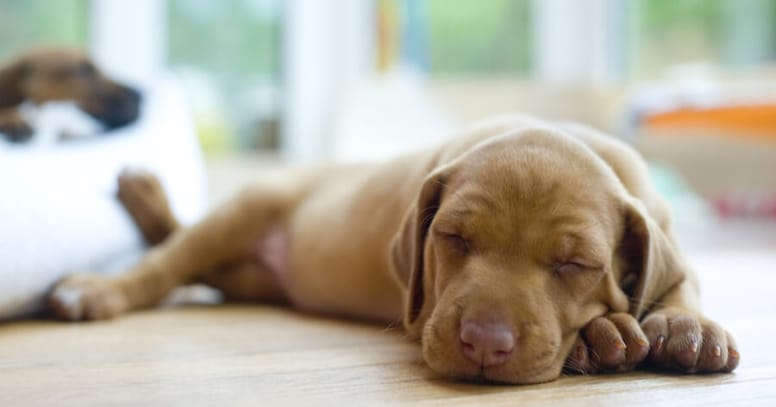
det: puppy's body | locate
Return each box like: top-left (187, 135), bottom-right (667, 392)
top-left (50, 115), bottom-right (738, 383)
top-left (276, 160), bottom-right (413, 321)
top-left (207, 118), bottom-right (546, 321)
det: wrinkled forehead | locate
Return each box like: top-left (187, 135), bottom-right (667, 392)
top-left (437, 130), bottom-right (620, 243)
top-left (437, 180), bottom-right (616, 239)
top-left (453, 130), bottom-right (616, 199)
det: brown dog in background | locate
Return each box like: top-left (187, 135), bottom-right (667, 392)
top-left (0, 47), bottom-right (141, 143)
top-left (49, 115), bottom-right (739, 384)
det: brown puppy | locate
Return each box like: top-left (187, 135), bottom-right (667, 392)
top-left (0, 47), bottom-right (141, 142)
top-left (49, 116), bottom-right (739, 383)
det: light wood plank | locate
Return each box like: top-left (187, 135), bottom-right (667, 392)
top-left (1, 251), bottom-right (774, 406)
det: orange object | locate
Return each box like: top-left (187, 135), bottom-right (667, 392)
top-left (644, 104), bottom-right (776, 140)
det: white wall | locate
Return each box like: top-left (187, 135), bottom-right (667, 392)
top-left (281, 0), bottom-right (374, 161)
top-left (90, 0), bottom-right (167, 86)
top-left (532, 0), bottom-right (624, 84)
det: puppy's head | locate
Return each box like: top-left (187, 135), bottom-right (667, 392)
top-left (391, 129), bottom-right (684, 383)
top-left (0, 48), bottom-right (141, 130)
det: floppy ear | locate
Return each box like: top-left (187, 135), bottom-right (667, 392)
top-left (618, 199), bottom-right (687, 319)
top-left (0, 58), bottom-right (28, 108)
top-left (390, 168), bottom-right (448, 336)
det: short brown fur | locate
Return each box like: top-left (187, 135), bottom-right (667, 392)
top-left (49, 115), bottom-right (738, 383)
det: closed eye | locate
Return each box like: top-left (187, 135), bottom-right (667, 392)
top-left (438, 232), bottom-right (470, 255)
top-left (554, 262), bottom-right (587, 274)
top-left (553, 260), bottom-right (603, 275)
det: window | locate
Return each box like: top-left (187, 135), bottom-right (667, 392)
top-left (427, 0), bottom-right (532, 75)
top-left (0, 0), bottom-right (88, 58)
top-left (627, 0), bottom-right (776, 78)
top-left (168, 0), bottom-right (282, 152)
top-left (378, 0), bottom-right (533, 76)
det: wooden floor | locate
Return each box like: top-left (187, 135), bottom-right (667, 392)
top-left (1, 250), bottom-right (775, 406)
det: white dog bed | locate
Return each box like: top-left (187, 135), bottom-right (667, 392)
top-left (0, 76), bottom-right (206, 319)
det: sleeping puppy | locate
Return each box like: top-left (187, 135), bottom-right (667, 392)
top-left (48, 115), bottom-right (739, 384)
top-left (0, 47), bottom-right (141, 143)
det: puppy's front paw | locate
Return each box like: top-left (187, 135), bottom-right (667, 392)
top-left (640, 307), bottom-right (739, 373)
top-left (565, 312), bottom-right (650, 374)
top-left (49, 274), bottom-right (128, 321)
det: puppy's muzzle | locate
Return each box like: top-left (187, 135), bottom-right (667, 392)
top-left (80, 84), bottom-right (142, 131)
top-left (96, 84), bottom-right (142, 130)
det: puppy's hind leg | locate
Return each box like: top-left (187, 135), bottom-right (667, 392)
top-left (49, 181), bottom-right (298, 321)
top-left (200, 262), bottom-right (288, 304)
top-left (117, 169), bottom-right (180, 246)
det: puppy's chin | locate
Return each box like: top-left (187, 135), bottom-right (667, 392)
top-left (422, 335), bottom-right (565, 384)
top-left (419, 314), bottom-right (567, 384)
top-left (445, 361), bottom-right (564, 385)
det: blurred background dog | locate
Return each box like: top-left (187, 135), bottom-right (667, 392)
top-left (0, 48), bottom-right (141, 144)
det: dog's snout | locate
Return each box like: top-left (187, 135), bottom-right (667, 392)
top-left (120, 86), bottom-right (142, 105)
top-left (95, 84), bottom-right (142, 129)
top-left (459, 321), bottom-right (515, 367)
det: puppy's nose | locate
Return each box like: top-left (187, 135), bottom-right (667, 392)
top-left (459, 321), bottom-right (515, 367)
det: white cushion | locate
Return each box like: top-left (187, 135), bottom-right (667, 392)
top-left (0, 75), bottom-right (206, 319)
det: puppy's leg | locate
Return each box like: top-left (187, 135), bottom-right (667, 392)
top-left (639, 278), bottom-right (740, 373)
top-left (567, 278), bottom-right (740, 374)
top-left (564, 313), bottom-right (650, 374)
top-left (567, 283), bottom-right (739, 374)
top-left (200, 262), bottom-right (287, 304)
top-left (117, 169), bottom-right (180, 246)
top-left (49, 182), bottom-right (296, 321)
top-left (117, 171), bottom-right (287, 303)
